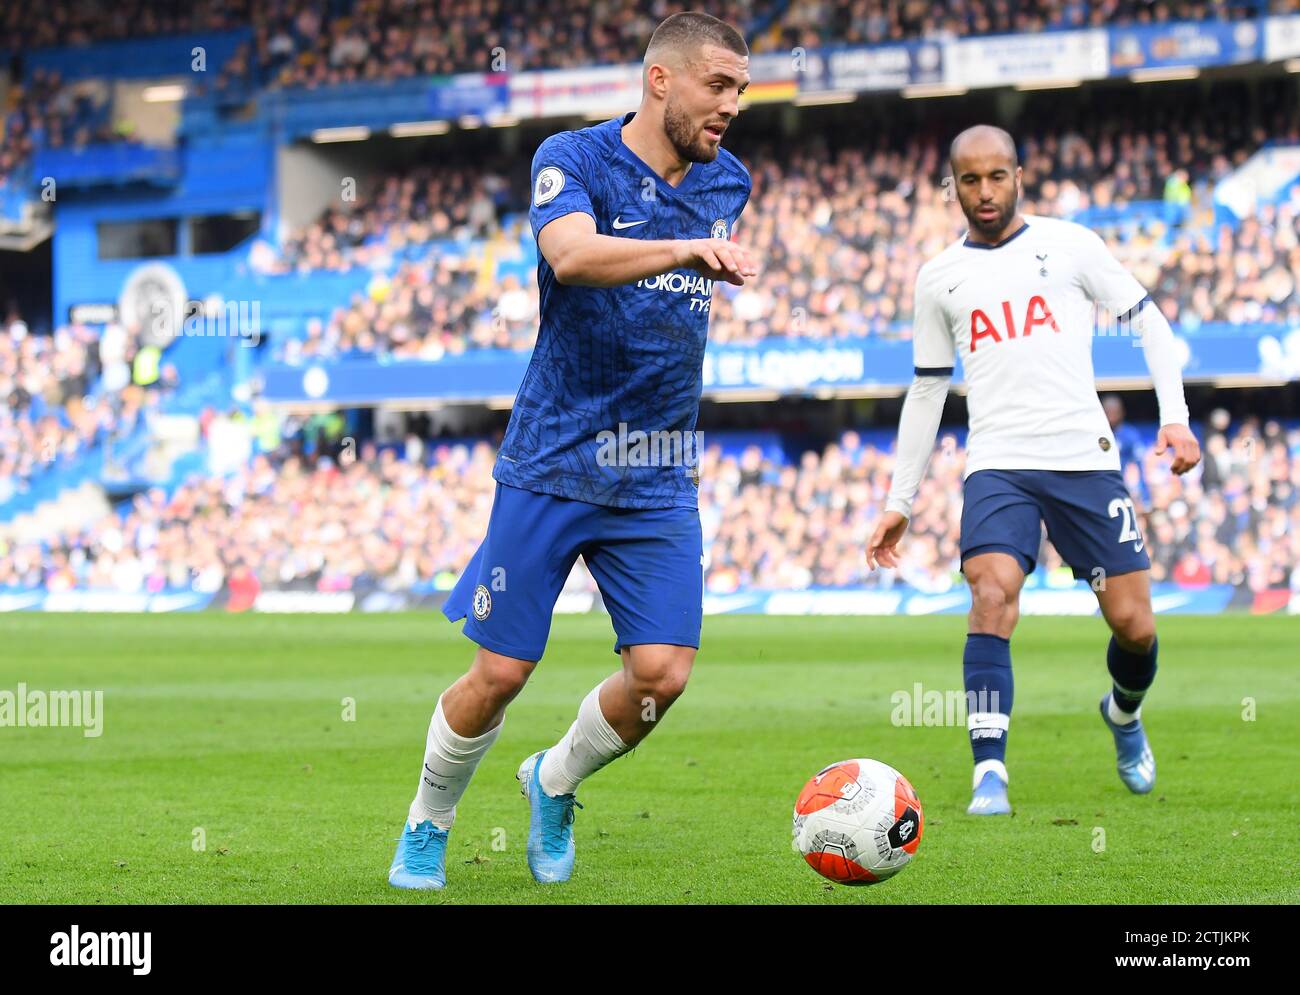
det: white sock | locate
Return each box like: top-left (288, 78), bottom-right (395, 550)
top-left (973, 759), bottom-right (1009, 789)
top-left (408, 695), bottom-right (502, 830)
top-left (538, 685), bottom-right (629, 797)
top-left (1108, 693), bottom-right (1141, 726)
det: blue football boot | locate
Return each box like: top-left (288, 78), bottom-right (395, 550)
top-left (966, 770), bottom-right (1012, 816)
top-left (517, 750), bottom-right (582, 883)
top-left (1100, 693), bottom-right (1156, 794)
top-left (388, 819), bottom-right (449, 890)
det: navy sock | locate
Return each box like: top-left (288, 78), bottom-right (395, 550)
top-left (964, 633), bottom-right (1013, 767)
top-left (1107, 635), bottom-right (1158, 713)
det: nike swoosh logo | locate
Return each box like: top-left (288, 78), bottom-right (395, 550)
top-left (612, 217), bottom-right (649, 230)
top-left (948, 281), bottom-right (965, 293)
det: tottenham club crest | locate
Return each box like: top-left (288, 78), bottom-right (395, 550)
top-left (534, 167), bottom-right (564, 206)
top-left (711, 218), bottom-right (729, 240)
top-left (472, 584), bottom-right (492, 621)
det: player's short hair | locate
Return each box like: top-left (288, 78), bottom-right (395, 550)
top-left (949, 125), bottom-right (1018, 173)
top-left (644, 11), bottom-right (749, 71)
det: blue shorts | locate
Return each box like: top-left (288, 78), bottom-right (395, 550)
top-left (442, 482), bottom-right (703, 661)
top-left (960, 469), bottom-right (1150, 581)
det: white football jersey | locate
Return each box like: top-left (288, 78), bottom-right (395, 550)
top-left (912, 214), bottom-right (1148, 477)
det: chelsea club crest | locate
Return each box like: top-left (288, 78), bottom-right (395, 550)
top-left (711, 218), bottom-right (728, 240)
top-left (472, 584), bottom-right (492, 621)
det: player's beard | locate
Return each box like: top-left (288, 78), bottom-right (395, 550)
top-left (663, 94), bottom-right (717, 164)
top-left (963, 195), bottom-right (1017, 240)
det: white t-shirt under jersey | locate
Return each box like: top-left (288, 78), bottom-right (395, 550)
top-left (912, 214), bottom-right (1148, 477)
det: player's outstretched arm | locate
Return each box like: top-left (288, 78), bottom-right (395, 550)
top-left (1080, 231), bottom-right (1200, 475)
top-left (1132, 299), bottom-right (1201, 475)
top-left (867, 373), bottom-right (951, 570)
top-left (538, 212), bottom-right (758, 288)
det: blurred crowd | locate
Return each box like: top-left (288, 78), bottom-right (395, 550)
top-left (767, 1), bottom-right (1272, 50)
top-left (0, 69), bottom-right (128, 186)
top-left (2, 0), bottom-right (1294, 200)
top-left (5, 1), bottom-right (1289, 69)
top-left (0, 0), bottom-right (252, 51)
top-left (5, 411), bottom-right (1297, 599)
top-left (217, 1), bottom-right (782, 90)
top-left (266, 163), bottom-right (510, 272)
top-left (0, 313), bottom-right (177, 503)
top-left (265, 80), bottom-right (1299, 360)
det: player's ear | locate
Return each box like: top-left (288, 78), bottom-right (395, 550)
top-left (644, 62), bottom-right (670, 100)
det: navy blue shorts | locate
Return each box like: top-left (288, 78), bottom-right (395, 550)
top-left (960, 469), bottom-right (1150, 581)
top-left (442, 482), bottom-right (703, 661)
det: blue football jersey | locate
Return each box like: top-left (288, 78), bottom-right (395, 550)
top-left (494, 112), bottom-right (752, 510)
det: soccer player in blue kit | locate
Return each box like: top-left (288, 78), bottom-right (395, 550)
top-left (389, 12), bottom-right (756, 889)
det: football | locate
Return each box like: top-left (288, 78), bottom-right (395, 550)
top-left (793, 759), bottom-right (924, 885)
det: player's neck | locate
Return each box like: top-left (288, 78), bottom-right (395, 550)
top-left (621, 112), bottom-right (693, 188)
top-left (966, 214), bottom-right (1027, 247)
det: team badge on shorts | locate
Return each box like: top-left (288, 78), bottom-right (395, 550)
top-left (711, 218), bottom-right (728, 240)
top-left (472, 584), bottom-right (492, 621)
top-left (1098, 437), bottom-right (1112, 451)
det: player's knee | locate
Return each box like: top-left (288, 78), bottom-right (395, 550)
top-left (470, 650), bottom-right (533, 703)
top-left (1111, 609), bottom-right (1156, 652)
top-left (969, 574), bottom-right (1018, 633)
top-left (627, 648), bottom-right (693, 706)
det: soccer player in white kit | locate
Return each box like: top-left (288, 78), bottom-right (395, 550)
top-left (868, 125), bottom-right (1201, 815)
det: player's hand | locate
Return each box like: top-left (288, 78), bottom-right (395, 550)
top-left (675, 238), bottom-right (759, 286)
top-left (1153, 423), bottom-right (1200, 475)
top-left (866, 511), bottom-right (910, 571)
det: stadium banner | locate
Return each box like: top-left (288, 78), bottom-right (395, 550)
top-left (1264, 14), bottom-right (1300, 61)
top-left (0, 591), bottom-right (215, 613)
top-left (739, 50), bottom-right (799, 104)
top-left (703, 583), bottom-right (1244, 616)
top-left (1109, 20), bottom-right (1263, 72)
top-left (0, 583), bottom-right (1277, 614)
top-left (945, 28), bottom-right (1109, 89)
top-left (802, 40), bottom-right (944, 94)
top-left (509, 65), bottom-right (643, 120)
top-left (258, 76), bottom-right (508, 140)
top-left (702, 336), bottom-right (908, 391)
top-left (261, 354), bottom-right (533, 405)
top-left (231, 18), bottom-right (1292, 136)
top-left (426, 73), bottom-right (510, 120)
top-left (260, 326), bottom-right (1300, 404)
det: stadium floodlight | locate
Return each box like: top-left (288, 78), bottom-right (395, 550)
top-left (902, 83), bottom-right (970, 99)
top-left (793, 90), bottom-right (856, 107)
top-left (311, 126), bottom-right (371, 143)
top-left (142, 84), bottom-right (186, 102)
top-left (389, 120), bottom-right (451, 137)
top-left (1014, 78), bottom-right (1083, 91)
top-left (1129, 66), bottom-right (1200, 83)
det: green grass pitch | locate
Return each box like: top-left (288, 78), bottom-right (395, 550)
top-left (1, 612), bottom-right (1296, 904)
